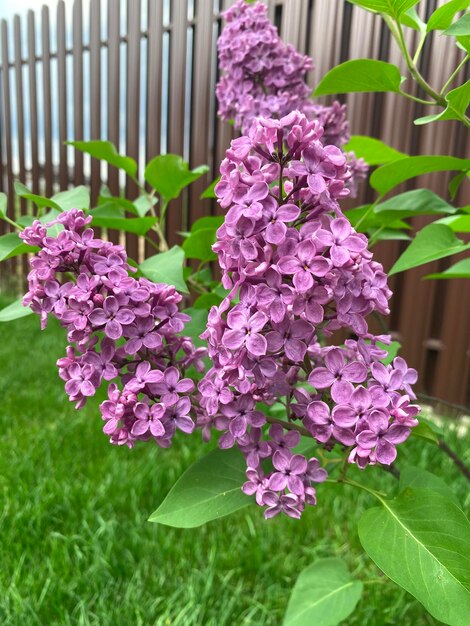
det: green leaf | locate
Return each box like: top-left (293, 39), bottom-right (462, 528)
top-left (427, 0), bottom-right (469, 31)
top-left (133, 194), bottom-right (158, 218)
top-left (410, 420), bottom-right (440, 445)
top-left (89, 206), bottom-right (157, 236)
top-left (377, 340), bottom-right (401, 364)
top-left (369, 229), bottom-right (411, 241)
top-left (346, 0), bottom-right (419, 19)
top-left (389, 223), bottom-right (470, 275)
top-left (0, 192), bottom-right (7, 218)
top-left (283, 558), bottom-right (363, 626)
top-left (149, 447), bottom-right (249, 528)
top-left (344, 136), bottom-right (406, 166)
top-left (457, 34), bottom-right (470, 53)
top-left (193, 292), bottom-right (223, 310)
top-left (183, 228), bottom-right (217, 261)
top-left (200, 177), bottom-right (220, 199)
top-left (144, 154), bottom-right (209, 205)
top-left (426, 258), bottom-right (470, 279)
top-left (14, 181), bottom-right (61, 211)
top-left (68, 140), bottom-right (137, 179)
top-left (414, 80), bottom-right (470, 125)
top-left (374, 189), bottom-right (457, 222)
top-left (181, 307), bottom-right (208, 346)
top-left (0, 297), bottom-right (34, 322)
top-left (371, 156), bottom-right (470, 195)
top-left (140, 246), bottom-right (188, 293)
top-left (444, 11), bottom-right (470, 36)
top-left (399, 465), bottom-right (460, 505)
top-left (345, 205), bottom-right (408, 232)
top-left (51, 186), bottom-right (90, 211)
top-left (314, 60), bottom-right (402, 97)
top-left (191, 216), bottom-right (224, 232)
top-left (449, 171), bottom-right (468, 199)
top-left (435, 214), bottom-right (470, 232)
top-left (98, 185), bottom-right (139, 215)
top-left (0, 232), bottom-right (37, 261)
top-left (359, 489), bottom-right (470, 625)
top-left (401, 7), bottom-right (426, 32)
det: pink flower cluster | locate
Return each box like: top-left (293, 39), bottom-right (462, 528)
top-left (21, 210), bottom-right (205, 448)
top-left (216, 0), bottom-right (312, 133)
top-left (216, 0), bottom-right (368, 195)
top-left (198, 111), bottom-right (420, 519)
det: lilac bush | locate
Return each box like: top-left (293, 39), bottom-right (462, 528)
top-left (20, 111), bottom-right (419, 521)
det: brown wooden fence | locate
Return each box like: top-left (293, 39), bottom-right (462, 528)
top-left (0, 0), bottom-right (469, 406)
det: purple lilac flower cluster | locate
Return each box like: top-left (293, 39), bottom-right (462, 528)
top-left (216, 0), bottom-right (368, 195)
top-left (197, 111), bottom-right (420, 519)
top-left (20, 210), bottom-right (205, 448)
top-left (216, 0), bottom-right (312, 133)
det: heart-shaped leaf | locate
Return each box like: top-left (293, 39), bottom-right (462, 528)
top-left (389, 223), bottom-right (470, 275)
top-left (427, 0), bottom-right (469, 32)
top-left (140, 246), bottom-right (188, 293)
top-left (346, 0), bottom-right (419, 19)
top-left (183, 227), bottom-right (217, 261)
top-left (314, 60), bottom-right (402, 96)
top-left (149, 447), bottom-right (249, 528)
top-left (283, 558), bottom-right (363, 626)
top-left (399, 465), bottom-right (460, 505)
top-left (144, 154), bottom-right (209, 205)
top-left (444, 12), bottom-right (470, 36)
top-left (371, 156), bottom-right (470, 195)
top-left (359, 488), bottom-right (470, 626)
top-left (344, 136), bottom-right (406, 165)
top-left (425, 258), bottom-right (470, 279)
top-left (0, 297), bottom-right (34, 322)
top-left (51, 185), bottom-right (90, 211)
top-left (0, 232), bottom-right (37, 261)
top-left (68, 140), bottom-right (138, 179)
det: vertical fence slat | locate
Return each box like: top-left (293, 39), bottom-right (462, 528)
top-left (166, 0), bottom-right (188, 245)
top-left (13, 16), bottom-right (26, 204)
top-left (73, 0), bottom-right (84, 185)
top-left (57, 1), bottom-right (68, 190)
top-left (214, 0), bottom-right (235, 216)
top-left (13, 14), bottom-right (28, 280)
top-left (41, 6), bottom-right (53, 197)
top-left (125, 0), bottom-right (141, 261)
top-left (27, 10), bottom-right (39, 194)
top-left (1, 19), bottom-right (16, 284)
top-left (146, 0), bottom-right (162, 162)
top-left (90, 0), bottom-right (101, 205)
top-left (106, 0), bottom-right (120, 244)
top-left (145, 0), bottom-right (163, 256)
top-left (1, 21), bottom-right (14, 213)
top-left (188, 0), bottom-right (213, 226)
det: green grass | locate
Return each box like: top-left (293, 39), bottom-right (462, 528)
top-left (0, 296), bottom-right (469, 625)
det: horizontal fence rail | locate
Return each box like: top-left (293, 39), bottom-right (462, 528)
top-left (0, 0), bottom-right (469, 406)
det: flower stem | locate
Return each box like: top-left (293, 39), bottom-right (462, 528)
top-left (265, 415), bottom-right (311, 437)
top-left (441, 54), bottom-right (469, 95)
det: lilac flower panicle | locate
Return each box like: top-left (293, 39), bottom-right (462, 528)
top-left (22, 209), bottom-right (204, 449)
top-left (216, 0), bottom-right (368, 196)
top-left (197, 110), bottom-right (420, 519)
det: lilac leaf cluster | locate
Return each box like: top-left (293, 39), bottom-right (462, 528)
top-left (216, 0), bottom-right (368, 196)
top-left (20, 210), bottom-right (205, 448)
top-left (197, 111), bottom-right (420, 519)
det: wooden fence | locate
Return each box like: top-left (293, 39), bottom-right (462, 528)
top-left (0, 0), bottom-right (469, 406)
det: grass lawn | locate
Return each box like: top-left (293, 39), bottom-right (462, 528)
top-left (0, 295), bottom-right (469, 626)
